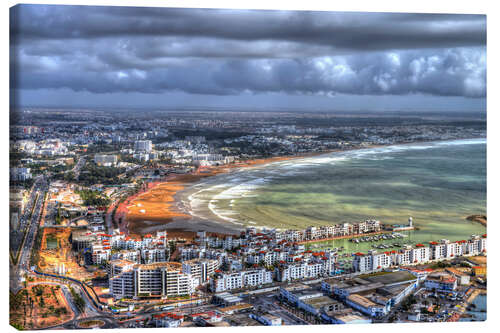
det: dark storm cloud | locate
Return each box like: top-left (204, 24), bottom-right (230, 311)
top-left (11, 6), bottom-right (486, 51)
top-left (10, 4), bottom-right (487, 99)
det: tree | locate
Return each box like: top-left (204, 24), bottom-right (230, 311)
top-left (69, 287), bottom-right (86, 312)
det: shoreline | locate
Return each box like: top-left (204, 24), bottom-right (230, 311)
top-left (122, 152), bottom-right (327, 236)
top-left (121, 136), bottom-right (486, 236)
top-left (467, 288), bottom-right (486, 304)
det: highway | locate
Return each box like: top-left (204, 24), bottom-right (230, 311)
top-left (10, 176), bottom-right (48, 293)
top-left (10, 176), bottom-right (45, 259)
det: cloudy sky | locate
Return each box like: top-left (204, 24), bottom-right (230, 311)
top-left (10, 4), bottom-right (486, 111)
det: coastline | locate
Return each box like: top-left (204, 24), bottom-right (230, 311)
top-left (121, 136), bottom-right (486, 236)
top-left (467, 288), bottom-right (487, 304)
top-left (121, 151), bottom-right (331, 236)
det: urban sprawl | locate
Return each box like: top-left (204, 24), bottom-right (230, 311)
top-left (9, 108), bottom-right (486, 329)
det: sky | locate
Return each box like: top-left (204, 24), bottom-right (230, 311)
top-left (10, 5), bottom-right (487, 112)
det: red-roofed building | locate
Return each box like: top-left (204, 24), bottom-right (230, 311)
top-left (154, 312), bottom-right (184, 328)
top-left (424, 273), bottom-right (457, 291)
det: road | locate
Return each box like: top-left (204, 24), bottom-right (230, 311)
top-left (10, 176), bottom-right (45, 259)
top-left (105, 200), bottom-right (118, 231)
top-left (10, 176), bottom-right (48, 293)
top-left (72, 156), bottom-right (86, 180)
top-left (61, 285), bottom-right (81, 318)
top-left (26, 270), bottom-right (119, 329)
top-left (41, 315), bottom-right (119, 330)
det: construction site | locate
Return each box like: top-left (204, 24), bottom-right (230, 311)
top-left (37, 227), bottom-right (97, 281)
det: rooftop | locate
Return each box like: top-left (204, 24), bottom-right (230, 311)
top-left (137, 262), bottom-right (182, 271)
top-left (217, 303), bottom-right (254, 314)
top-left (282, 283), bottom-right (310, 292)
top-left (344, 282), bottom-right (385, 294)
top-left (359, 270), bottom-right (417, 285)
top-left (225, 314), bottom-right (261, 326)
top-left (302, 296), bottom-right (339, 309)
top-left (377, 282), bottom-right (414, 297)
top-left (291, 289), bottom-right (324, 299)
top-left (335, 314), bottom-right (371, 323)
top-left (347, 294), bottom-right (383, 309)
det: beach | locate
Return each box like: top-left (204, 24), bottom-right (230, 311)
top-left (121, 153), bottom-right (327, 236)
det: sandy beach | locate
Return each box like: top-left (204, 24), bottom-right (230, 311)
top-left (122, 152), bottom-right (327, 236)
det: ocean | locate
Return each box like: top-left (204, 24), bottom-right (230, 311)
top-left (178, 138), bottom-right (486, 252)
top-left (460, 294), bottom-right (487, 322)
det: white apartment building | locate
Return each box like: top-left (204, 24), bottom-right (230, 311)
top-left (182, 259), bottom-right (219, 285)
top-left (91, 243), bottom-right (111, 264)
top-left (352, 250), bottom-right (391, 272)
top-left (108, 259), bottom-right (136, 277)
top-left (210, 268), bottom-right (272, 292)
top-left (111, 249), bottom-right (141, 263)
top-left (410, 245), bottom-right (430, 264)
top-left (142, 248), bottom-right (169, 264)
top-left (467, 235), bottom-right (487, 255)
top-left (396, 248), bottom-right (412, 266)
top-left (351, 235), bottom-right (487, 272)
top-left (246, 249), bottom-right (284, 266)
top-left (275, 261), bottom-right (332, 282)
top-left (371, 251), bottom-right (391, 270)
top-left (134, 140), bottom-right (153, 152)
top-left (429, 240), bottom-right (456, 260)
top-left (243, 269), bottom-right (273, 287)
top-left (222, 236), bottom-right (242, 250)
top-left (305, 227), bottom-right (321, 240)
top-left (109, 262), bottom-right (197, 299)
top-left (283, 230), bottom-right (303, 242)
top-left (211, 272), bottom-right (243, 292)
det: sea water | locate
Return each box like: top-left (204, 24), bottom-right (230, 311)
top-left (180, 138), bottom-right (486, 252)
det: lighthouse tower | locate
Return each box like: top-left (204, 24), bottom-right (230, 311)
top-left (408, 217), bottom-right (413, 227)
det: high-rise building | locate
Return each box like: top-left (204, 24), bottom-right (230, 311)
top-left (182, 258), bottom-right (219, 285)
top-left (109, 262), bottom-right (197, 299)
top-left (134, 140), bottom-right (153, 152)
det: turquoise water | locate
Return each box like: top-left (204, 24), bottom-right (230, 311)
top-left (460, 294), bottom-right (486, 322)
top-left (180, 139), bottom-right (486, 252)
